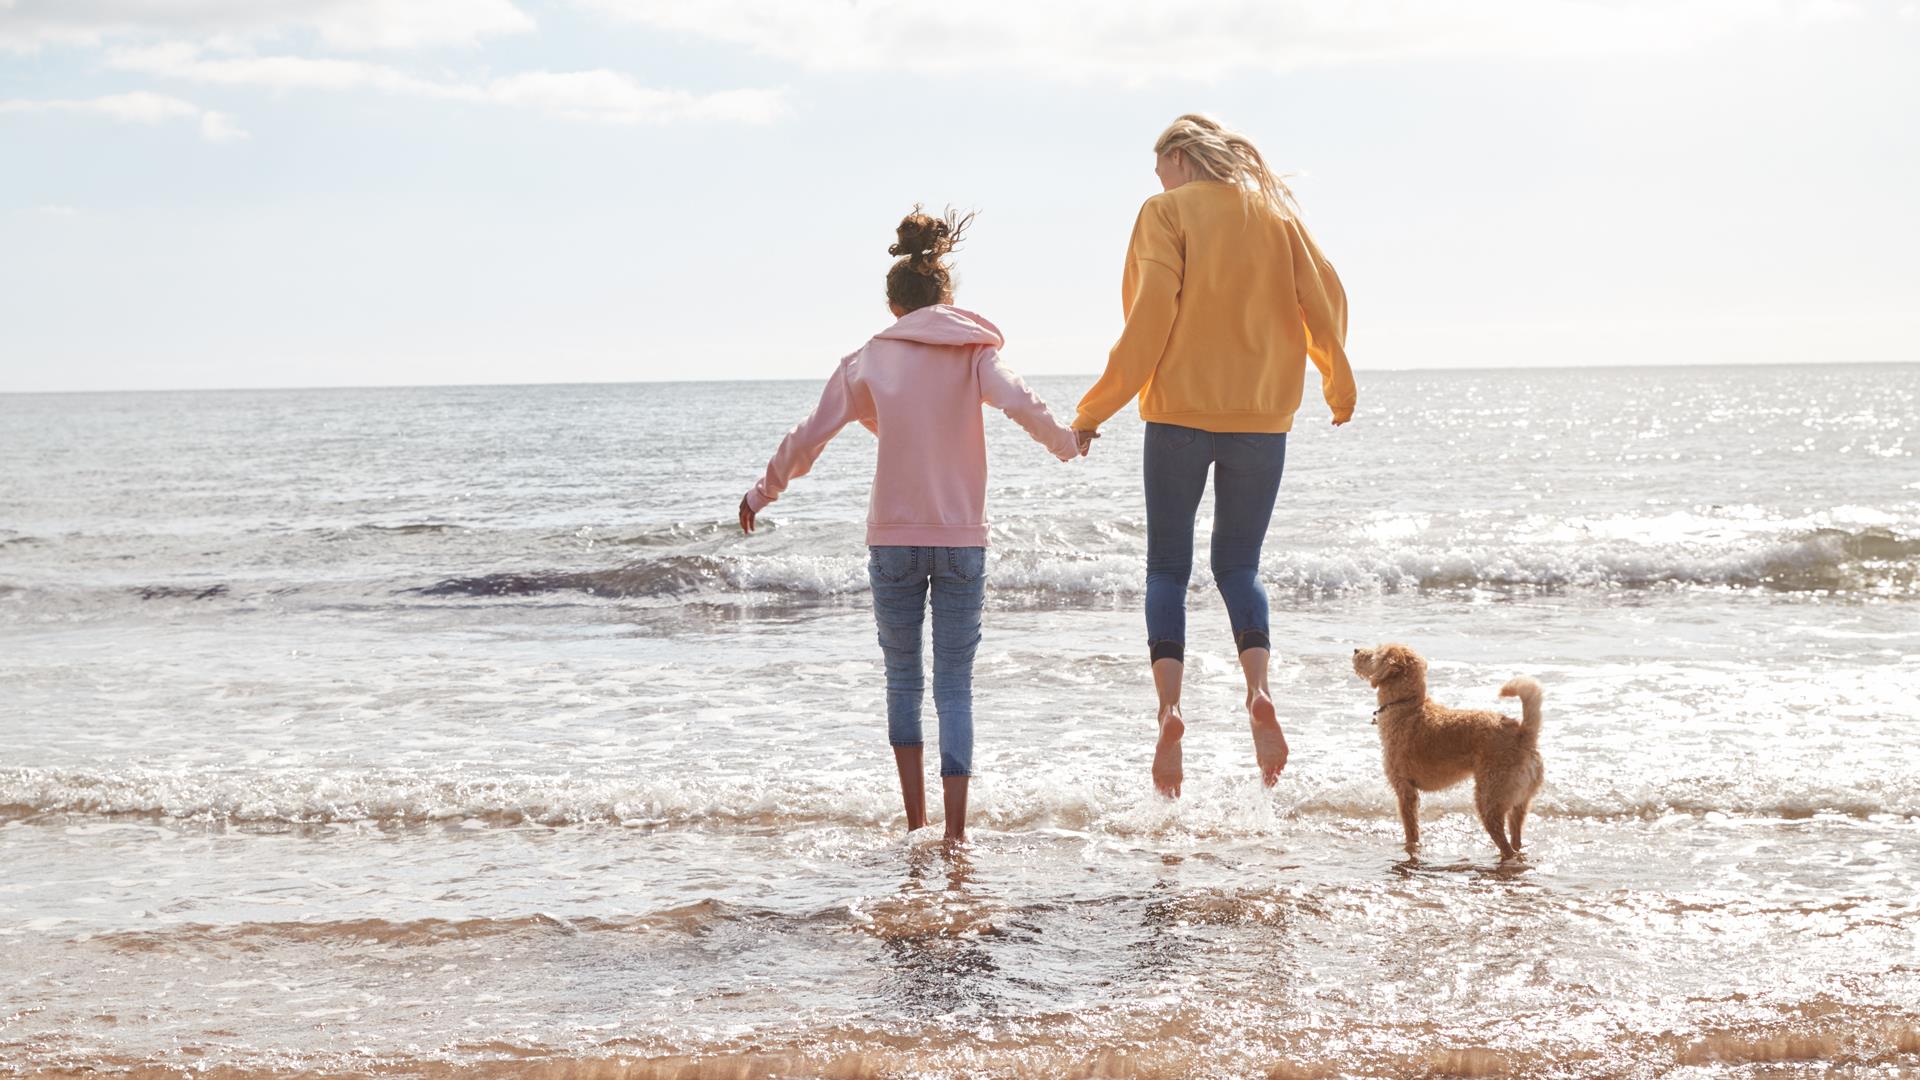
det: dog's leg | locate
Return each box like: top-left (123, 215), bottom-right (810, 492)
top-left (1478, 806), bottom-right (1516, 859)
top-left (1507, 758), bottom-right (1543, 852)
top-left (1393, 781), bottom-right (1421, 850)
top-left (1474, 782), bottom-right (1517, 858)
top-left (1506, 802), bottom-right (1530, 850)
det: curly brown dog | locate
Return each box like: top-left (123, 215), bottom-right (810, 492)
top-left (1351, 644), bottom-right (1544, 858)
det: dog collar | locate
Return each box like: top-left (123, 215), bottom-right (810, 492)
top-left (1373, 696), bottom-right (1421, 722)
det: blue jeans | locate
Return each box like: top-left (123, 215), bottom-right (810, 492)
top-left (868, 545), bottom-right (986, 777)
top-left (1143, 422), bottom-right (1287, 663)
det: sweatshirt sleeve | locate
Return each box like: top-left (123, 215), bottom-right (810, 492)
top-left (978, 348), bottom-right (1080, 462)
top-left (744, 359), bottom-right (860, 513)
top-left (1288, 219), bottom-right (1357, 423)
top-left (1073, 197), bottom-right (1183, 431)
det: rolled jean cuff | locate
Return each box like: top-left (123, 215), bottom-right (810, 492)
top-left (889, 739), bottom-right (924, 749)
top-left (1149, 640), bottom-right (1185, 664)
top-left (1235, 629), bottom-right (1270, 653)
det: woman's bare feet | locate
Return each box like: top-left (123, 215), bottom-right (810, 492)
top-left (1153, 704), bottom-right (1185, 798)
top-left (1248, 691), bottom-right (1288, 786)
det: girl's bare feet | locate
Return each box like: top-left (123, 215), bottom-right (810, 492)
top-left (1153, 704), bottom-right (1185, 799)
top-left (1248, 691), bottom-right (1288, 786)
top-left (893, 746), bottom-right (927, 831)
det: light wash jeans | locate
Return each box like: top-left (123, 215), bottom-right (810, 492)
top-left (1142, 422), bottom-right (1288, 663)
top-left (868, 544), bottom-right (986, 777)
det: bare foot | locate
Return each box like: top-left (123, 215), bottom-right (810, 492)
top-left (1153, 705), bottom-right (1184, 799)
top-left (1248, 691), bottom-right (1288, 787)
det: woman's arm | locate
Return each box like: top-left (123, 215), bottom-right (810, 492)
top-left (978, 348), bottom-right (1081, 461)
top-left (740, 357), bottom-right (860, 533)
top-left (1289, 219), bottom-right (1356, 425)
top-left (1073, 197), bottom-right (1183, 432)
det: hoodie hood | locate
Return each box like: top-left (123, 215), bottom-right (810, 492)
top-left (872, 304), bottom-right (1004, 349)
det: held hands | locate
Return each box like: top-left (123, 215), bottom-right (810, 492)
top-left (744, 416), bottom-right (1327, 534)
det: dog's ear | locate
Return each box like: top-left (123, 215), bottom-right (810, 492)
top-left (1365, 644), bottom-right (1398, 686)
top-left (1371, 643), bottom-right (1424, 687)
top-left (1395, 644), bottom-right (1427, 679)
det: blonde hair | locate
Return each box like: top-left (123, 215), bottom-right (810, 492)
top-left (1154, 113), bottom-right (1303, 220)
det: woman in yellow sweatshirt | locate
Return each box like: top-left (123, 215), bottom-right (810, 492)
top-left (1074, 114), bottom-right (1356, 800)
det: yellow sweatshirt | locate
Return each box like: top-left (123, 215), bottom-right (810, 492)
top-left (1074, 180), bottom-right (1356, 434)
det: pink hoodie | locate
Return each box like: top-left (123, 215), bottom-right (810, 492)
top-left (745, 305), bottom-right (1079, 548)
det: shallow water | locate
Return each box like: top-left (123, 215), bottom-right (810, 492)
top-left (2, 366), bottom-right (1918, 1077)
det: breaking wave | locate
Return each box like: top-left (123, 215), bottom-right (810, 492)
top-left (4, 764), bottom-right (1913, 832)
top-left (411, 526), bottom-right (1920, 602)
top-left (132, 583), bottom-right (230, 601)
top-left (81, 902), bottom-right (815, 952)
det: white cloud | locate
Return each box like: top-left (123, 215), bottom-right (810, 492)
top-left (0, 0), bottom-right (534, 52)
top-left (484, 71), bottom-right (787, 124)
top-left (0, 90), bottom-right (198, 122)
top-left (0, 90), bottom-right (243, 141)
top-left (292, 0), bottom-right (534, 49)
top-left (105, 43), bottom-right (788, 124)
top-left (1795, 0), bottom-right (1868, 21)
top-left (109, 42), bottom-right (463, 97)
top-left (575, 0), bottom-right (1905, 78)
top-left (199, 110), bottom-right (248, 142)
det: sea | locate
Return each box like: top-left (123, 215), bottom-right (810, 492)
top-left (2, 363), bottom-right (1917, 1078)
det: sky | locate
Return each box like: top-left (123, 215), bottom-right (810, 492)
top-left (1, 0), bottom-right (1917, 393)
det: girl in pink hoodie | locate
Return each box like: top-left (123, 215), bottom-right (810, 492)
top-left (738, 208), bottom-right (1082, 842)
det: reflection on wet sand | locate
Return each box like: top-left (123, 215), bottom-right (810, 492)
top-left (860, 845), bottom-right (1002, 1021)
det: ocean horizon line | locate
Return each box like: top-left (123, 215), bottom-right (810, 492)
top-left (3, 356), bottom-right (1915, 398)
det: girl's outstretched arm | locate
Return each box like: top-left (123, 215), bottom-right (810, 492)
top-left (741, 357), bottom-right (861, 533)
top-left (978, 348), bottom-right (1081, 462)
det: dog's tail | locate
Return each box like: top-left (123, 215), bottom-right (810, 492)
top-left (1500, 676), bottom-right (1544, 748)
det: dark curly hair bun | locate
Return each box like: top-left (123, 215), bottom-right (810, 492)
top-left (886, 204), bottom-right (975, 312)
top-left (889, 212), bottom-right (953, 265)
